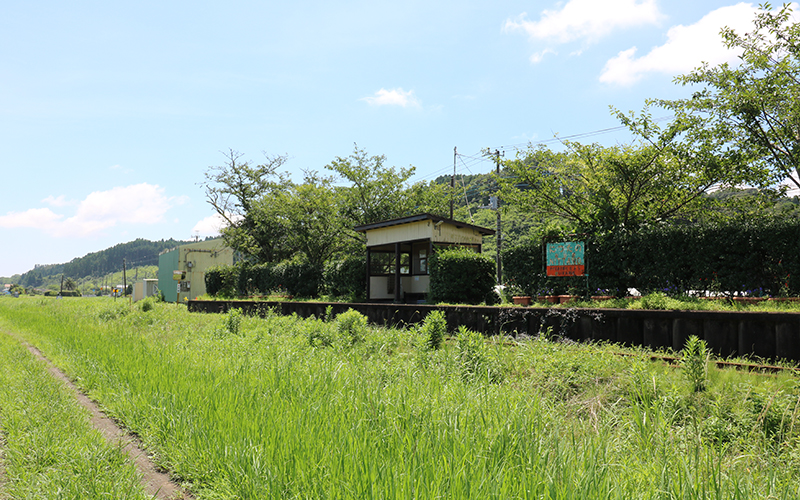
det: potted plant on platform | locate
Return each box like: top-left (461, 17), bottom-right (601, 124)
top-left (508, 283), bottom-right (531, 306)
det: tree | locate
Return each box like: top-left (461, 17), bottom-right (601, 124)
top-left (499, 109), bottom-right (755, 233)
top-left (280, 171), bottom-right (349, 267)
top-left (326, 144), bottom-right (453, 228)
top-left (326, 145), bottom-right (417, 226)
top-left (657, 3), bottom-right (800, 192)
top-left (201, 149), bottom-right (292, 263)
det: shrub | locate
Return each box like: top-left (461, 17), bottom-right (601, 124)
top-left (419, 310), bottom-right (447, 350)
top-left (335, 309), bottom-right (368, 345)
top-left (456, 326), bottom-right (503, 383)
top-left (139, 296), bottom-right (158, 312)
top-left (273, 260), bottom-right (323, 297)
top-left (205, 264), bottom-right (238, 298)
top-left (224, 308), bottom-right (244, 336)
top-left (323, 256), bottom-right (366, 300)
top-left (429, 248), bottom-right (496, 304)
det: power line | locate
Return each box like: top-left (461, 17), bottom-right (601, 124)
top-left (416, 116), bottom-right (677, 182)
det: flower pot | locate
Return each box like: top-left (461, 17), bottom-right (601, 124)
top-left (732, 297), bottom-right (765, 304)
top-left (591, 295), bottom-right (614, 301)
top-left (768, 297), bottom-right (800, 303)
top-left (557, 295), bottom-right (578, 304)
top-left (512, 296), bottom-right (532, 306)
top-left (537, 295), bottom-right (559, 304)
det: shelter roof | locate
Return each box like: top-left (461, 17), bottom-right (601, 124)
top-left (353, 213), bottom-right (495, 236)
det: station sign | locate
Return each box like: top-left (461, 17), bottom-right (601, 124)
top-left (546, 241), bottom-right (585, 276)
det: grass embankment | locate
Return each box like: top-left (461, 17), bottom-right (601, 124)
top-left (1, 297), bottom-right (800, 498)
top-left (0, 322), bottom-right (150, 499)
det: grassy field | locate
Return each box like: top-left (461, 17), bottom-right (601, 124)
top-left (0, 312), bottom-right (150, 499)
top-left (1, 296), bottom-right (800, 499)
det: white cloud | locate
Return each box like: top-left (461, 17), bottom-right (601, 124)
top-left (599, 3), bottom-right (761, 85)
top-left (192, 213), bottom-right (230, 237)
top-left (41, 195), bottom-right (73, 207)
top-left (361, 88), bottom-right (421, 108)
top-left (505, 0), bottom-right (663, 48)
top-left (0, 183), bottom-right (178, 237)
top-left (0, 208), bottom-right (63, 229)
top-left (530, 48), bottom-right (557, 63)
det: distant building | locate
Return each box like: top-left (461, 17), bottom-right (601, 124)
top-left (132, 279), bottom-right (159, 302)
top-left (354, 213), bottom-right (494, 303)
top-left (157, 240), bottom-right (234, 302)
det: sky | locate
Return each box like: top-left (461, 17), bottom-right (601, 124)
top-left (2, 0), bottom-right (798, 277)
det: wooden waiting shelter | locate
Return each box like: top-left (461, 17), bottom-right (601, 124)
top-left (354, 213), bottom-right (495, 303)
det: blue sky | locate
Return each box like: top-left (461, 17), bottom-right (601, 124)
top-left (2, 0), bottom-right (797, 277)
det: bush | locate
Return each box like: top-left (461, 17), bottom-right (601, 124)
top-left (419, 310), bottom-right (447, 350)
top-left (44, 290), bottom-right (80, 297)
top-left (205, 264), bottom-right (238, 298)
top-left (335, 309), bottom-right (368, 345)
top-left (139, 296), bottom-right (158, 312)
top-left (429, 248), bottom-right (496, 304)
top-left (323, 256), bottom-right (366, 300)
top-left (456, 326), bottom-right (503, 383)
top-left (273, 260), bottom-right (323, 298)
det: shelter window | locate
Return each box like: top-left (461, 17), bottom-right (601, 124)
top-left (369, 251), bottom-right (410, 275)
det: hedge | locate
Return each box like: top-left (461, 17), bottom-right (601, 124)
top-left (205, 260), bottom-right (323, 298)
top-left (503, 219), bottom-right (800, 297)
top-left (428, 247), bottom-right (496, 304)
top-left (323, 255), bottom-right (366, 300)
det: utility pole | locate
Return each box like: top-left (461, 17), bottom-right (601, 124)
top-left (451, 147), bottom-right (456, 220)
top-left (123, 258), bottom-right (127, 300)
top-left (493, 149), bottom-right (502, 285)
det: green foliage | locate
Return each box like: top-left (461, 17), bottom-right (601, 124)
top-left (335, 308), bottom-right (368, 345)
top-left (682, 335), bottom-right (709, 393)
top-left (224, 308), bottom-right (244, 336)
top-left (204, 264), bottom-right (238, 298)
top-left (273, 260), bottom-right (323, 297)
top-left (44, 290), bottom-right (80, 297)
top-left (139, 296), bottom-right (158, 312)
top-left (5, 298), bottom-right (800, 498)
top-left (503, 218), bottom-right (800, 297)
top-left (326, 144), bottom-right (420, 226)
top-left (322, 255), bottom-right (366, 300)
top-left (499, 131), bottom-right (747, 233)
top-left (656, 4), bottom-right (800, 193)
top-left (429, 247), bottom-right (496, 304)
top-left (628, 292), bottom-right (685, 310)
top-left (456, 326), bottom-right (503, 383)
top-left (419, 310), bottom-right (447, 350)
top-left (202, 149), bottom-right (293, 264)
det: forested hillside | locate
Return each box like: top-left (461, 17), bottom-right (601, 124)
top-left (16, 238), bottom-right (192, 287)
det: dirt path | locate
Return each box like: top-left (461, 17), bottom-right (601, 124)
top-left (9, 336), bottom-right (193, 500)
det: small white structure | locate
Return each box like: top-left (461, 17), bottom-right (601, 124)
top-left (354, 213), bottom-right (494, 303)
top-left (132, 279), bottom-right (159, 302)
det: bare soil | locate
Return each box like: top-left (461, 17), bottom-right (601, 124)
top-left (4, 331), bottom-right (192, 499)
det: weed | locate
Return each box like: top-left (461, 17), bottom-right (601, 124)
top-left (224, 307), bottom-right (244, 336)
top-left (456, 325), bottom-right (503, 383)
top-left (419, 310), bottom-right (447, 350)
top-left (682, 335), bottom-right (709, 392)
top-left (335, 308), bottom-right (368, 345)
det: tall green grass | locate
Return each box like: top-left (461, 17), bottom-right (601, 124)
top-left (0, 320), bottom-right (150, 499)
top-left (1, 297), bottom-right (799, 498)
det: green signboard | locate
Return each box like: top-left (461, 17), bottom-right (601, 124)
top-left (546, 241), bottom-right (585, 276)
